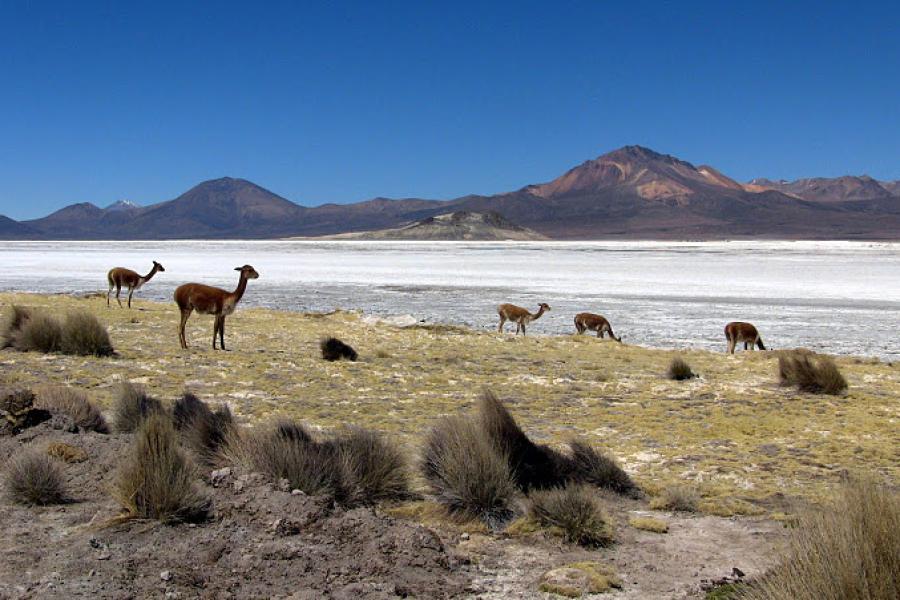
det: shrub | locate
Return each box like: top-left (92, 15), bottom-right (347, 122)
top-left (565, 440), bottom-right (639, 497)
top-left (477, 389), bottom-right (568, 491)
top-left (778, 351), bottom-right (848, 395)
top-left (173, 393), bottom-right (234, 465)
top-left (528, 484), bottom-right (615, 547)
top-left (60, 311), bottom-right (114, 356)
top-left (649, 484), bottom-right (700, 512)
top-left (421, 415), bottom-right (517, 528)
top-left (4, 449), bottom-right (67, 505)
top-left (336, 426), bottom-right (411, 504)
top-left (320, 337), bottom-right (358, 361)
top-left (113, 382), bottom-right (164, 433)
top-left (1, 305), bottom-right (32, 348)
top-left (667, 356), bottom-right (696, 380)
top-left (35, 386), bottom-right (109, 433)
top-left (12, 311), bottom-right (62, 353)
top-left (229, 420), bottom-right (351, 502)
top-left (46, 442), bottom-right (88, 463)
top-left (740, 476), bottom-right (900, 600)
top-left (112, 414), bottom-right (210, 523)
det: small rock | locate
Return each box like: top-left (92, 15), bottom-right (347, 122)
top-left (160, 570), bottom-right (172, 581)
top-left (277, 478), bottom-right (291, 492)
top-left (460, 533), bottom-right (470, 540)
top-left (210, 467), bottom-right (231, 486)
top-left (291, 489), bottom-right (305, 496)
top-left (96, 551), bottom-right (111, 561)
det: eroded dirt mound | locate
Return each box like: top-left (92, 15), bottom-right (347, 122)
top-left (0, 421), bottom-right (469, 599)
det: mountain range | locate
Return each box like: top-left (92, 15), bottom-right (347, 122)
top-left (3, 145), bottom-right (899, 240)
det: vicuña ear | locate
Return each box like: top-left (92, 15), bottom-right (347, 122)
top-left (234, 267), bottom-right (242, 271)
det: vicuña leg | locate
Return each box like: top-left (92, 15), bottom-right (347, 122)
top-left (179, 308), bottom-right (192, 349)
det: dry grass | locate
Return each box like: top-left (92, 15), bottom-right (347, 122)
top-left (335, 426), bottom-right (411, 504)
top-left (1, 305), bottom-right (32, 348)
top-left (59, 311), bottom-right (114, 356)
top-left (528, 483), bottom-right (615, 547)
top-left (742, 476), bottom-right (900, 600)
top-left (566, 439), bottom-right (639, 497)
top-left (778, 351), bottom-right (848, 395)
top-left (113, 382), bottom-right (164, 433)
top-left (667, 356), bottom-right (696, 380)
top-left (12, 311), bottom-right (63, 353)
top-left (111, 414), bottom-right (210, 523)
top-left (628, 515), bottom-right (669, 533)
top-left (46, 442), bottom-right (88, 463)
top-left (4, 449), bottom-right (68, 505)
top-left (35, 386), bottom-right (109, 433)
top-left (173, 393), bottom-right (235, 465)
top-left (421, 415), bottom-right (517, 528)
top-left (650, 483), bottom-right (701, 512)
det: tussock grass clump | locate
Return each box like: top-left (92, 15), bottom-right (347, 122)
top-left (565, 439), bottom-right (639, 497)
top-left (528, 484), bottom-right (615, 547)
top-left (228, 420), bottom-right (351, 502)
top-left (59, 311), bottom-right (114, 356)
top-left (12, 311), bottom-right (63, 353)
top-left (1, 305), bottom-right (32, 348)
top-left (173, 393), bottom-right (234, 465)
top-left (35, 386), bottom-right (109, 433)
top-left (650, 483), bottom-right (700, 512)
top-left (4, 449), bottom-right (68, 505)
top-left (320, 337), bottom-right (358, 361)
top-left (477, 389), bottom-right (568, 491)
top-left (778, 351), bottom-right (848, 395)
top-left (629, 515), bottom-right (669, 533)
top-left (336, 426), bottom-right (411, 504)
top-left (741, 476), bottom-right (900, 600)
top-left (112, 414), bottom-right (210, 523)
top-left (422, 415), bottom-right (517, 528)
top-left (46, 441), bottom-right (88, 463)
top-left (114, 382), bottom-right (164, 433)
top-left (667, 356), bottom-right (696, 380)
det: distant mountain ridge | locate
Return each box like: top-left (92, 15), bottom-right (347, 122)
top-left (314, 211), bottom-right (548, 241)
top-left (3, 146), bottom-right (900, 240)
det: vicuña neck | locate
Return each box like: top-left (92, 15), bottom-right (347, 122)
top-left (141, 265), bottom-right (159, 282)
top-left (231, 273), bottom-right (249, 302)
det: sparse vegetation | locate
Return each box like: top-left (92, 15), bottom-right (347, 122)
top-left (112, 414), bottom-right (210, 523)
top-left (46, 441), bottom-right (88, 463)
top-left (667, 356), bottom-right (696, 380)
top-left (422, 415), bottom-right (517, 528)
top-left (565, 439), bottom-right (639, 497)
top-left (778, 351), bottom-right (848, 394)
top-left (35, 386), bottom-right (109, 433)
top-left (528, 484), bottom-right (615, 547)
top-left (336, 426), bottom-right (411, 504)
top-left (1, 305), bottom-right (32, 348)
top-left (650, 483), bottom-right (700, 512)
top-left (4, 449), bottom-right (68, 505)
top-left (11, 311), bottom-right (63, 353)
top-left (113, 382), bottom-right (164, 433)
top-left (629, 515), bottom-right (669, 533)
top-left (320, 336), bottom-right (358, 361)
top-left (739, 476), bottom-right (900, 600)
top-left (59, 311), bottom-right (114, 356)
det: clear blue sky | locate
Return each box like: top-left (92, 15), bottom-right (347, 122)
top-left (1, 1), bottom-right (898, 219)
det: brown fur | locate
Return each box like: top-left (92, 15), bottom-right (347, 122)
top-left (107, 261), bottom-right (165, 308)
top-left (574, 312), bottom-right (621, 341)
top-left (497, 302), bottom-right (550, 336)
top-left (174, 265), bottom-right (259, 350)
top-left (724, 321), bottom-right (766, 353)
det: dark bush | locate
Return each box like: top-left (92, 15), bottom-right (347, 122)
top-left (113, 382), bottom-right (164, 433)
top-left (112, 414), bottom-right (210, 523)
top-left (778, 351), bottom-right (848, 395)
top-left (422, 415), bottom-right (517, 528)
top-left (565, 440), bottom-right (639, 497)
top-left (320, 337), bottom-right (358, 361)
top-left (528, 483), bottom-right (615, 547)
top-left (173, 393), bottom-right (234, 465)
top-left (667, 356), bottom-right (696, 380)
top-left (4, 449), bottom-right (68, 505)
top-left (60, 311), bottom-right (114, 356)
top-left (477, 389), bottom-right (568, 491)
top-left (336, 426), bottom-right (411, 504)
top-left (740, 475), bottom-right (900, 600)
top-left (12, 312), bottom-right (62, 353)
top-left (35, 386), bottom-right (109, 433)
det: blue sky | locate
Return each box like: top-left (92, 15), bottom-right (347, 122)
top-left (1, 1), bottom-right (898, 219)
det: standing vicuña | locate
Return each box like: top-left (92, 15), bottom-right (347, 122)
top-left (107, 261), bottom-right (165, 308)
top-left (725, 321), bottom-right (766, 353)
top-left (574, 312), bottom-right (621, 341)
top-left (174, 265), bottom-right (259, 350)
top-left (497, 302), bottom-right (550, 336)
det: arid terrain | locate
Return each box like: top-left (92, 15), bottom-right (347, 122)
top-left (1, 292), bottom-right (898, 598)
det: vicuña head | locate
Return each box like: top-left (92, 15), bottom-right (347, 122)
top-left (106, 259), bottom-right (166, 309)
top-left (497, 302), bottom-right (551, 336)
top-left (174, 264), bottom-right (260, 350)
